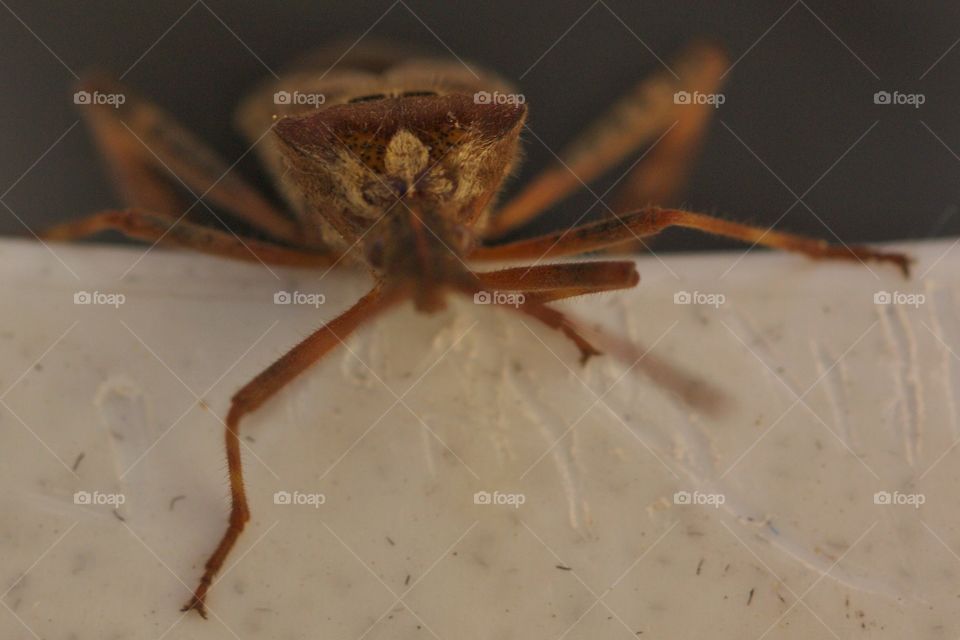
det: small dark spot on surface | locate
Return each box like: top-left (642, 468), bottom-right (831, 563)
top-left (112, 509), bottom-right (125, 522)
top-left (556, 564), bottom-right (572, 571)
top-left (747, 587), bottom-right (755, 606)
top-left (71, 452), bottom-right (85, 472)
top-left (405, 574), bottom-right (411, 586)
top-left (245, 435), bottom-right (256, 443)
top-left (169, 495), bottom-right (186, 511)
top-left (386, 536), bottom-right (395, 546)
top-left (33, 363), bottom-right (43, 372)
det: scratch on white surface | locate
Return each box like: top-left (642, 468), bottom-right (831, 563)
top-left (93, 377), bottom-right (149, 475)
top-left (878, 306), bottom-right (923, 465)
top-left (726, 312), bottom-right (803, 397)
top-left (92, 377), bottom-right (149, 518)
top-left (506, 364), bottom-right (592, 534)
top-left (620, 309), bottom-right (915, 604)
top-left (926, 283), bottom-right (959, 440)
top-left (811, 339), bottom-right (853, 450)
top-left (651, 395), bottom-right (914, 603)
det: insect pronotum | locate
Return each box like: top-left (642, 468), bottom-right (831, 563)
top-left (42, 40), bottom-right (910, 617)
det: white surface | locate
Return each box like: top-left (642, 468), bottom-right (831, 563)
top-left (0, 237), bottom-right (957, 639)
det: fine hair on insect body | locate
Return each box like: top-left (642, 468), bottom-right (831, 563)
top-left (42, 39), bottom-right (910, 616)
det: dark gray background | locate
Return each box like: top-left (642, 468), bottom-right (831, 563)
top-left (1, 1), bottom-right (958, 251)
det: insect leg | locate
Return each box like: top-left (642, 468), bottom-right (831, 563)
top-left (75, 73), bottom-right (301, 244)
top-left (606, 48), bottom-right (727, 214)
top-left (182, 284), bottom-right (398, 618)
top-left (471, 207), bottom-right (911, 276)
top-left (42, 208), bottom-right (338, 267)
top-left (484, 43), bottom-right (728, 239)
top-left (474, 260), bottom-right (639, 304)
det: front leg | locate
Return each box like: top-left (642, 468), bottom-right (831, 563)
top-left (182, 285), bottom-right (398, 617)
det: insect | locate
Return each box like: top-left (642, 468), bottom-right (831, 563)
top-left (43, 40), bottom-right (910, 617)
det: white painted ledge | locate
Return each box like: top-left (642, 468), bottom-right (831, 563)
top-left (0, 237), bottom-right (956, 639)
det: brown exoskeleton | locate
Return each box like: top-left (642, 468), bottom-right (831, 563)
top-left (43, 40), bottom-right (910, 617)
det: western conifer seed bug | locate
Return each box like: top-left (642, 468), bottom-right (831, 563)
top-left (42, 40), bottom-right (910, 617)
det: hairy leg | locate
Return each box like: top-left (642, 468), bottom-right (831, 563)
top-left (484, 43), bottom-right (728, 238)
top-left (468, 269), bottom-right (727, 412)
top-left (42, 208), bottom-right (338, 267)
top-left (472, 207), bottom-right (911, 276)
top-left (182, 285), bottom-right (398, 617)
top-left (76, 74), bottom-right (301, 244)
top-left (475, 260), bottom-right (639, 304)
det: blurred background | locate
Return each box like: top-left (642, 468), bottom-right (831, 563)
top-left (1, 0), bottom-right (957, 252)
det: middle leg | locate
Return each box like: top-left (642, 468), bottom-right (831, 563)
top-left (472, 207), bottom-right (911, 276)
